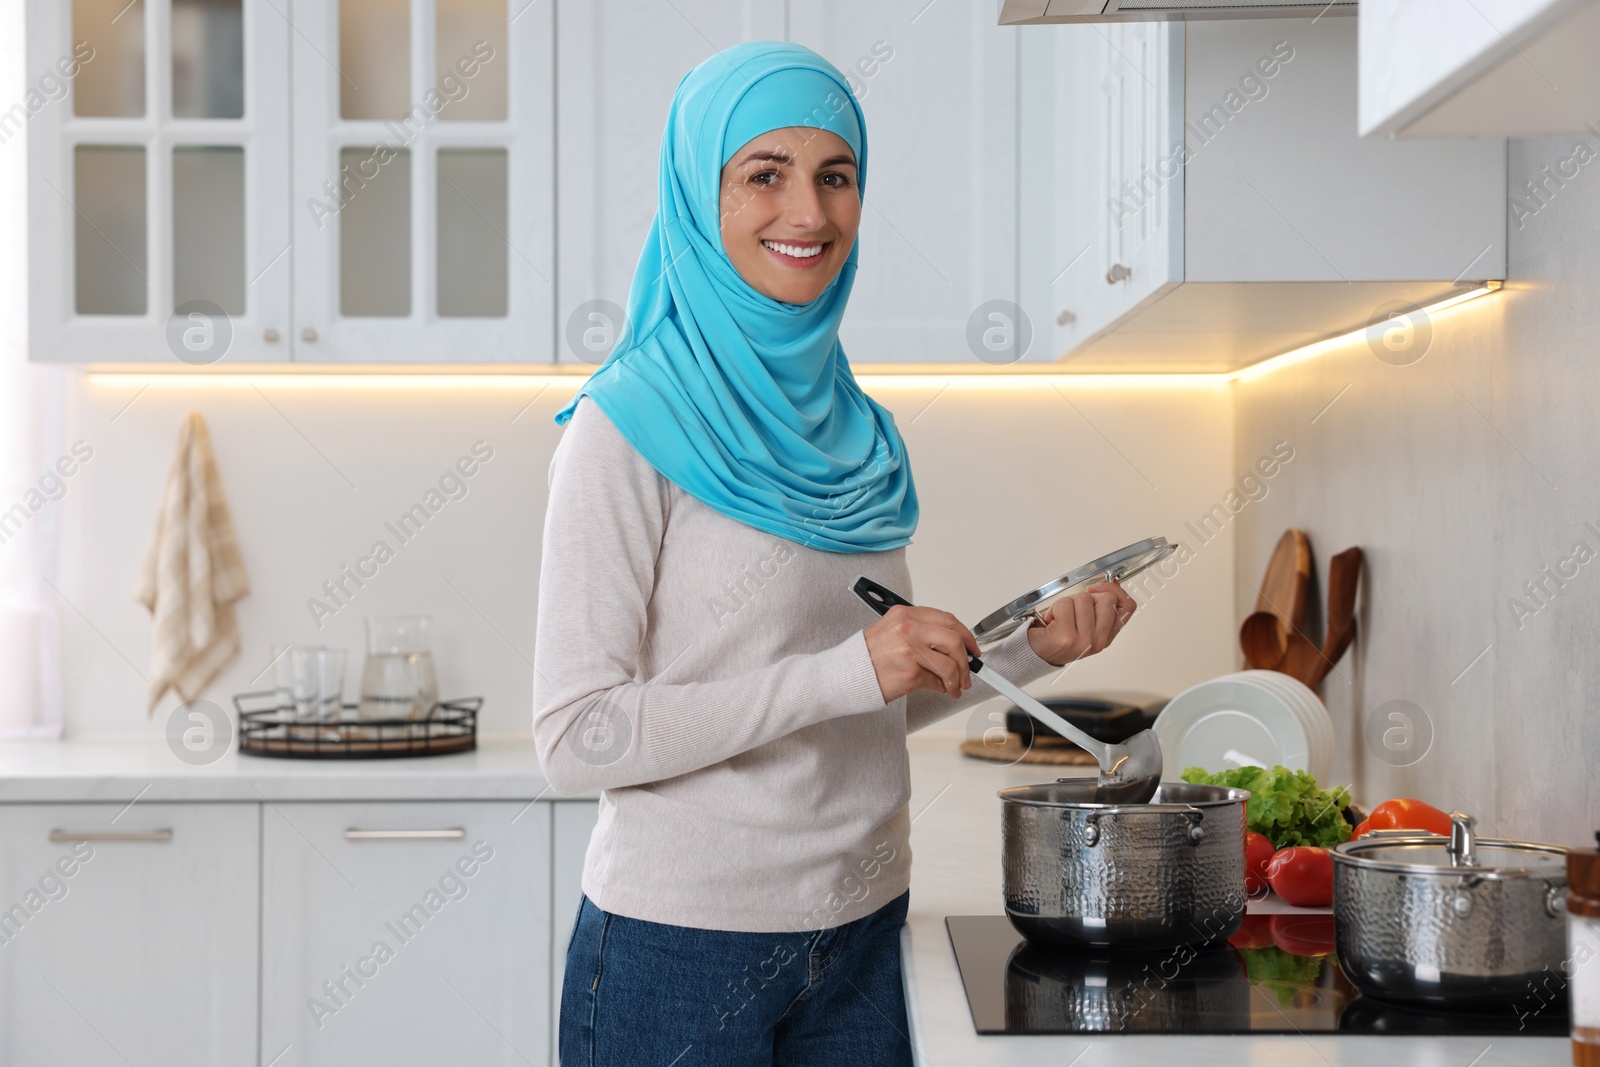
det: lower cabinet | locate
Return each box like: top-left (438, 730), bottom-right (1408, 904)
top-left (0, 795), bottom-right (598, 1067)
top-left (549, 800), bottom-right (601, 1063)
top-left (0, 803), bottom-right (260, 1067)
top-left (261, 801), bottom-right (552, 1067)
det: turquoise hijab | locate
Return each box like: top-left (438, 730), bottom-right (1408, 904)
top-left (553, 42), bottom-right (918, 554)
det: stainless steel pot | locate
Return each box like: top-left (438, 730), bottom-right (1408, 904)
top-left (1332, 812), bottom-right (1568, 1009)
top-left (999, 780), bottom-right (1249, 951)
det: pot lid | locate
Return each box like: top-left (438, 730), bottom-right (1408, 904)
top-left (973, 537), bottom-right (1178, 643)
top-left (1333, 812), bottom-right (1567, 880)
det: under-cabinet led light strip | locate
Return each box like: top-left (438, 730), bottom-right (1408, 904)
top-left (83, 283), bottom-right (1501, 391)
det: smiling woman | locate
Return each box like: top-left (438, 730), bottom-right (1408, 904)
top-left (532, 39), bottom-right (1134, 1067)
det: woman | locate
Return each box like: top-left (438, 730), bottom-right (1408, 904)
top-left (534, 41), bottom-right (1135, 1067)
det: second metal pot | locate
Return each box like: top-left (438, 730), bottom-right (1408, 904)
top-left (1332, 812), bottom-right (1569, 1009)
top-left (1000, 780), bottom-right (1249, 951)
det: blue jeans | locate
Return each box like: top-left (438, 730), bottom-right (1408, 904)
top-left (559, 891), bottom-right (913, 1067)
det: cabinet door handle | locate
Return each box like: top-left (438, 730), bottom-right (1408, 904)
top-left (344, 828), bottom-right (466, 841)
top-left (1105, 263), bottom-right (1132, 284)
top-left (50, 829), bottom-right (173, 843)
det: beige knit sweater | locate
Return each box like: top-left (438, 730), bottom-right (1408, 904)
top-left (532, 397), bottom-right (1056, 932)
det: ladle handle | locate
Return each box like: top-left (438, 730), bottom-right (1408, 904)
top-left (849, 576), bottom-right (1111, 766)
top-left (851, 576), bottom-right (983, 672)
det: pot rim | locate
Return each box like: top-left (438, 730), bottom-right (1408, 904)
top-left (1332, 833), bottom-right (1568, 881)
top-left (997, 782), bottom-right (1251, 811)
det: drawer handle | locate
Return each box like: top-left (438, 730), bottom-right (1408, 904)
top-left (50, 829), bottom-right (173, 843)
top-left (344, 828), bottom-right (466, 841)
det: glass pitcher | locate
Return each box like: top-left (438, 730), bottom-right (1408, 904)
top-left (358, 615), bottom-right (439, 721)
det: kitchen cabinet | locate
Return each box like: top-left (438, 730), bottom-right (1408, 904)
top-left (1359, 0), bottom-right (1600, 139)
top-left (27, 0), bottom-right (292, 363)
top-left (548, 800), bottom-right (599, 1064)
top-left (27, 0), bottom-right (553, 364)
top-left (788, 2), bottom-right (1027, 363)
top-left (289, 0), bottom-right (553, 362)
top-left (1018, 15), bottom-right (1508, 373)
top-left (553, 0), bottom-right (784, 365)
top-left (0, 803), bottom-right (259, 1067)
top-left (261, 800), bottom-right (551, 1067)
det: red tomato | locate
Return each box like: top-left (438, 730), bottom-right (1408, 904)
top-left (1266, 846), bottom-right (1333, 907)
top-left (1366, 798), bottom-right (1453, 836)
top-left (1350, 818), bottom-right (1373, 839)
top-left (1269, 913), bottom-right (1336, 957)
top-left (1228, 913), bottom-right (1275, 950)
top-left (1245, 831), bottom-right (1276, 897)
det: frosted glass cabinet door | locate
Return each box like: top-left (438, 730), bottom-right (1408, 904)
top-left (0, 804), bottom-right (259, 1067)
top-left (27, 0), bottom-right (292, 363)
top-left (260, 801), bottom-right (551, 1067)
top-left (291, 0), bottom-right (553, 362)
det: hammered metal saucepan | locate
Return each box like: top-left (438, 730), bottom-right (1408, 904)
top-left (1332, 812), bottom-right (1569, 1009)
top-left (999, 781), bottom-right (1249, 951)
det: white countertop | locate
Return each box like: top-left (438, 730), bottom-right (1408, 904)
top-left (900, 732), bottom-right (1568, 1066)
top-left (0, 734), bottom-right (557, 802)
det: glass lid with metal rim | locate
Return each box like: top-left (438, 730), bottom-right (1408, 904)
top-left (1333, 818), bottom-right (1568, 879)
top-left (972, 537), bottom-right (1177, 644)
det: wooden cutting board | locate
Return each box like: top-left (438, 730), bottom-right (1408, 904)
top-left (1256, 528), bottom-right (1312, 631)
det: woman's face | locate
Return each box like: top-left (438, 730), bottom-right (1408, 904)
top-left (719, 127), bottom-right (860, 305)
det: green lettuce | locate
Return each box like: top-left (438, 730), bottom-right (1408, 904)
top-left (1180, 765), bottom-right (1352, 849)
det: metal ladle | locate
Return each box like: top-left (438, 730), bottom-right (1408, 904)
top-left (851, 577), bottom-right (1163, 804)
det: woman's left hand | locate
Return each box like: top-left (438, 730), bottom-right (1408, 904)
top-left (1026, 581), bottom-right (1137, 666)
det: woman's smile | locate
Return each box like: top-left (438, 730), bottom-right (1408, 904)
top-left (760, 238), bottom-right (832, 268)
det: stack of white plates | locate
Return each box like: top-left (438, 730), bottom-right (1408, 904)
top-left (1153, 670), bottom-right (1333, 781)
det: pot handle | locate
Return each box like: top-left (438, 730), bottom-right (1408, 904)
top-left (1083, 806), bottom-right (1205, 847)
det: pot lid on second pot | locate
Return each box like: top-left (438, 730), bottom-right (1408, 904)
top-left (1333, 814), bottom-right (1567, 880)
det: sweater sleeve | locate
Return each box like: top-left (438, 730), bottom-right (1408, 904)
top-left (903, 616), bottom-right (1060, 734)
top-left (531, 400), bottom-right (887, 796)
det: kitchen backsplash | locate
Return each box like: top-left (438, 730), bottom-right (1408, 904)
top-left (51, 375), bottom-right (1237, 739)
top-left (1233, 135), bottom-right (1600, 848)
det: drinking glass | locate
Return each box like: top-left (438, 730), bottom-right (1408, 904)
top-left (290, 646), bottom-right (347, 723)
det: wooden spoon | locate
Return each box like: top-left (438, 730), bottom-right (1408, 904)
top-left (1308, 547), bottom-right (1363, 689)
top-left (1241, 530), bottom-right (1312, 669)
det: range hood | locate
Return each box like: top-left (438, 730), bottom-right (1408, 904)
top-left (999, 0), bottom-right (1357, 23)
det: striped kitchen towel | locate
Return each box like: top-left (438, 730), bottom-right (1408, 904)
top-left (133, 411), bottom-right (250, 714)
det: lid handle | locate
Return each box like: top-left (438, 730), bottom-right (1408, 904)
top-left (1447, 811), bottom-right (1479, 867)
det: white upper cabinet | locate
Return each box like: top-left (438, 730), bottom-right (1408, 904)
top-left (1019, 15), bottom-right (1508, 373)
top-left (1360, 0), bottom-right (1600, 139)
top-left (553, 0), bottom-right (785, 365)
top-left (789, 2), bottom-right (1026, 364)
top-left (291, 0), bottom-right (553, 362)
top-left (28, 0), bottom-right (291, 364)
top-left (28, 0), bottom-right (552, 364)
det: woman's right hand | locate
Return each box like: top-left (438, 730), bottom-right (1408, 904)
top-left (864, 605), bottom-right (980, 703)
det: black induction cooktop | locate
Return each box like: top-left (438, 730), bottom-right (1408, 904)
top-left (946, 914), bottom-right (1569, 1037)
